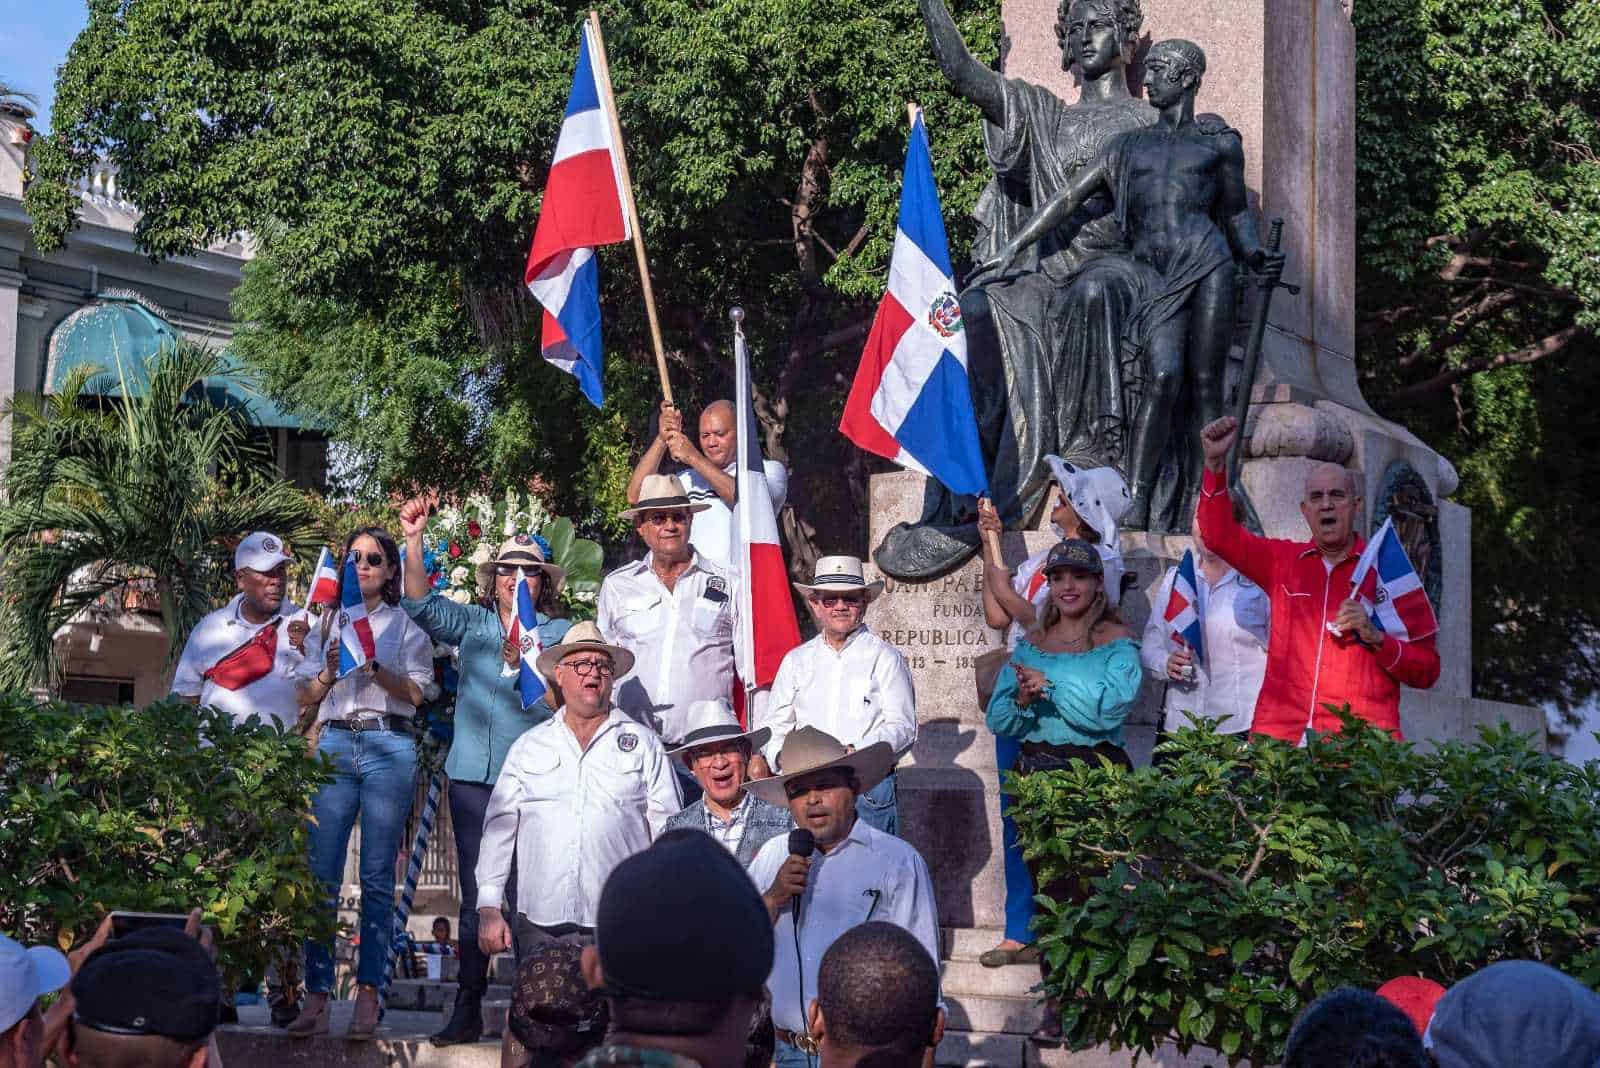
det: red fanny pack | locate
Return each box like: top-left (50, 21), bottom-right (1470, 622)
top-left (201, 623), bottom-right (280, 691)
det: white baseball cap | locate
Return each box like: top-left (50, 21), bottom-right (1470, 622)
top-left (234, 531), bottom-right (292, 573)
top-left (0, 932), bottom-right (70, 1032)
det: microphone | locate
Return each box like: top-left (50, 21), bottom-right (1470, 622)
top-left (787, 829), bottom-right (815, 924)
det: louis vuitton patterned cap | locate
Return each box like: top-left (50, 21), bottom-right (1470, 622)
top-left (507, 942), bottom-right (608, 1055)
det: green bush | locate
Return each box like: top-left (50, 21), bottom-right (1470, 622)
top-left (0, 698), bottom-right (336, 982)
top-left (1008, 715), bottom-right (1600, 1065)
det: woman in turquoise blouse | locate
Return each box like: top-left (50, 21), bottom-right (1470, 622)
top-left (399, 500), bottom-right (572, 1045)
top-left (986, 537), bottom-right (1142, 1042)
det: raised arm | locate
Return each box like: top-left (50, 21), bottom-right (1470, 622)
top-left (626, 400), bottom-right (681, 504)
top-left (917, 0), bottom-right (1004, 127)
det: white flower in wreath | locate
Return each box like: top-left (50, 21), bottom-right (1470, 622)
top-left (437, 505), bottom-right (464, 535)
top-left (447, 588), bottom-right (474, 605)
top-left (449, 565), bottom-right (469, 587)
top-left (572, 589), bottom-right (597, 604)
top-left (469, 542), bottom-right (493, 566)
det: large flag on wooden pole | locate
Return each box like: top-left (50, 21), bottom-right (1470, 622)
top-left (523, 15), bottom-right (674, 407)
top-left (732, 308), bottom-right (801, 691)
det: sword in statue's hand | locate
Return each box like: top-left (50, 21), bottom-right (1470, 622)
top-left (1225, 218), bottom-right (1300, 530)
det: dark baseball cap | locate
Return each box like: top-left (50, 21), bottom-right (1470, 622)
top-left (508, 942), bottom-right (608, 1054)
top-left (596, 829), bottom-right (773, 1011)
top-left (71, 927), bottom-right (220, 1041)
top-left (1428, 960), bottom-right (1600, 1068)
top-left (1044, 538), bottom-right (1103, 577)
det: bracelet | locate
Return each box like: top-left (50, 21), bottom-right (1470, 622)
top-left (317, 672), bottom-right (334, 687)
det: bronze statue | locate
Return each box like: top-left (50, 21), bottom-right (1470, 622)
top-left (977, 39), bottom-right (1285, 529)
top-left (875, 0), bottom-right (1158, 580)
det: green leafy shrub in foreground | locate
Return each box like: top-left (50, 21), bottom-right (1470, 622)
top-left (1008, 715), bottom-right (1600, 1065)
top-left (0, 699), bottom-right (335, 982)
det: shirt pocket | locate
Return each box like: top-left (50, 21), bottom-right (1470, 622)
top-left (515, 747), bottom-right (565, 802)
top-left (691, 586), bottom-right (732, 639)
top-left (588, 744), bottom-right (648, 807)
top-left (613, 594), bottom-right (664, 644)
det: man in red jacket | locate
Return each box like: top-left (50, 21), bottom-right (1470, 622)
top-left (1195, 416), bottom-right (1439, 742)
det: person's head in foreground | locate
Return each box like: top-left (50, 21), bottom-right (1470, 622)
top-left (581, 829), bottom-right (774, 1068)
top-left (1283, 986), bottom-right (1427, 1068)
top-left (508, 942), bottom-right (608, 1068)
top-left (1301, 462), bottom-right (1362, 556)
top-left (1426, 960), bottom-right (1600, 1068)
top-left (66, 927), bottom-right (219, 1068)
top-left (1374, 976), bottom-right (1446, 1039)
top-left (809, 922), bottom-right (944, 1068)
top-left (0, 933), bottom-right (70, 1068)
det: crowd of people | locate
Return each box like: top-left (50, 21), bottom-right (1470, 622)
top-left (13, 400), bottom-right (1566, 1068)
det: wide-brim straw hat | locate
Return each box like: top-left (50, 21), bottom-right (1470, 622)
top-left (743, 727), bottom-right (895, 807)
top-left (665, 698), bottom-right (771, 758)
top-left (792, 555), bottom-right (884, 603)
top-left (476, 534), bottom-right (567, 597)
top-left (534, 620), bottom-right (635, 680)
top-left (618, 473), bottom-right (712, 521)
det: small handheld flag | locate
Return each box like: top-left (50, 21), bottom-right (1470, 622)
top-left (308, 547), bottom-right (340, 608)
top-left (1163, 549), bottom-right (1205, 665)
top-left (840, 105), bottom-right (986, 497)
top-left (1349, 517), bottom-right (1438, 642)
top-left (513, 568), bottom-right (547, 708)
top-left (337, 551), bottom-right (377, 677)
top-left (524, 21), bottom-right (632, 408)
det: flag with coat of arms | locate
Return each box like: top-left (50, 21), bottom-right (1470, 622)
top-left (1349, 517), bottom-right (1438, 641)
top-left (337, 551), bottom-right (377, 677)
top-left (523, 21), bottom-right (631, 408)
top-left (840, 106), bottom-right (987, 497)
top-left (1162, 548), bottom-right (1205, 664)
top-left (504, 567), bottom-right (547, 709)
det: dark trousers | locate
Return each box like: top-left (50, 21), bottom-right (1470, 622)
top-left (1015, 742), bottom-right (1132, 984)
top-left (449, 779), bottom-right (517, 999)
top-left (512, 915), bottom-right (594, 962)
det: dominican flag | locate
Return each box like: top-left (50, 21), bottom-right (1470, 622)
top-left (507, 568), bottom-right (547, 708)
top-left (840, 108), bottom-right (986, 497)
top-left (1163, 549), bottom-right (1205, 663)
top-left (734, 315), bottom-right (801, 692)
top-left (337, 551), bottom-right (377, 677)
top-left (524, 22), bottom-right (631, 408)
top-left (1349, 518), bottom-right (1438, 642)
top-left (308, 547), bottom-right (340, 607)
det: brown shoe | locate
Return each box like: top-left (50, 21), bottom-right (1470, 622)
top-left (285, 993), bottom-right (329, 1038)
top-left (347, 984), bottom-right (380, 1039)
top-left (979, 943), bottom-right (1042, 968)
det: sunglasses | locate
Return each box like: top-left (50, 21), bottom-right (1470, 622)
top-left (494, 565), bottom-right (543, 578)
top-left (816, 593), bottom-right (865, 607)
top-left (353, 551), bottom-right (388, 568)
top-left (642, 511), bottom-right (690, 526)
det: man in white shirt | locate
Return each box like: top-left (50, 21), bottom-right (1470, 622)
top-left (172, 531), bottom-right (306, 730)
top-left (1140, 514), bottom-right (1270, 750)
top-left (746, 728), bottom-right (940, 1068)
top-left (476, 622), bottom-right (682, 957)
top-left (761, 556), bottom-right (915, 834)
top-left (625, 399), bottom-right (789, 570)
top-left (598, 474), bottom-right (741, 798)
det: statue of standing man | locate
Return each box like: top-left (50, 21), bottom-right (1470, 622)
top-left (875, 0), bottom-right (1158, 580)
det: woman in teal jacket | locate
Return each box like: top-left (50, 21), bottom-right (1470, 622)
top-left (399, 500), bottom-right (572, 1045)
top-left (986, 537), bottom-right (1142, 1042)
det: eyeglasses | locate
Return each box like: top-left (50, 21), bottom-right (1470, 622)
top-left (641, 511), bottom-right (689, 526)
top-left (690, 741), bottom-right (749, 764)
top-left (353, 551), bottom-right (387, 568)
top-left (560, 658), bottom-right (614, 678)
top-left (816, 593), bottom-right (865, 608)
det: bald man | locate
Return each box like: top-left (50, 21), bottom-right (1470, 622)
top-left (1195, 417), bottom-right (1439, 743)
top-left (627, 399), bottom-right (788, 571)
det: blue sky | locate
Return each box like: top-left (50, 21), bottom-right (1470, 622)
top-left (1, 3), bottom-right (89, 131)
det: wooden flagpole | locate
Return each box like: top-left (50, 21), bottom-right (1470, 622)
top-left (586, 10), bottom-right (673, 406)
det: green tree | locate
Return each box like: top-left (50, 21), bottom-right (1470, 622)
top-left (0, 342), bottom-right (317, 691)
top-left (27, 0), bottom-right (998, 567)
top-left (1353, 0), bottom-right (1600, 712)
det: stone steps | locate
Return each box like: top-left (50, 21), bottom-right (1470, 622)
top-left (385, 979), bottom-right (513, 1013)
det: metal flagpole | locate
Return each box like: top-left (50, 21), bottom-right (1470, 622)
top-left (586, 11), bottom-right (674, 406)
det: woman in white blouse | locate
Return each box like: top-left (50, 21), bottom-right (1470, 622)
top-left (287, 527), bottom-right (435, 1039)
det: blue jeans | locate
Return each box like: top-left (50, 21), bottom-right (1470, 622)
top-left (854, 771), bottom-right (897, 835)
top-left (995, 735), bottom-right (1035, 944)
top-left (304, 727), bottom-right (418, 992)
top-left (775, 1039), bottom-right (817, 1068)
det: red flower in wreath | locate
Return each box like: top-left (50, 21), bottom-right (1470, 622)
top-left (467, 520), bottom-right (482, 539)
top-left (448, 542), bottom-right (462, 559)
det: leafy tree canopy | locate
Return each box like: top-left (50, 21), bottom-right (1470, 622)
top-left (26, 0), bottom-right (1600, 707)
